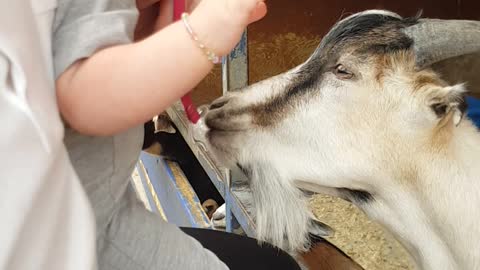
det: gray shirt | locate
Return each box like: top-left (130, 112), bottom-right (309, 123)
top-left (52, 1), bottom-right (228, 269)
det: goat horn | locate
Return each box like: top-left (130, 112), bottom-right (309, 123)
top-left (404, 19), bottom-right (480, 67)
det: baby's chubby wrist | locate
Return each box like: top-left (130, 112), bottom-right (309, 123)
top-left (186, 0), bottom-right (244, 57)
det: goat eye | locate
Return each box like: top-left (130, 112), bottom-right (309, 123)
top-left (334, 64), bottom-right (353, 79)
top-left (431, 103), bottom-right (448, 117)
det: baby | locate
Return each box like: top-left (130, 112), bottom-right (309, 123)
top-left (52, 0), bottom-right (300, 269)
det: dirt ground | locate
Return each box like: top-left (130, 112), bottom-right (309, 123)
top-left (309, 195), bottom-right (414, 270)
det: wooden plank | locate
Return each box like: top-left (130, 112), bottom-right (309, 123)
top-left (135, 160), bottom-right (167, 219)
top-left (140, 152), bottom-right (212, 228)
top-left (458, 0), bottom-right (480, 20)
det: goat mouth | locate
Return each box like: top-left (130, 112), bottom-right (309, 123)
top-left (205, 119), bottom-right (249, 133)
top-left (206, 128), bottom-right (240, 152)
top-left (205, 108), bottom-right (252, 133)
top-left (204, 129), bottom-right (240, 165)
top-left (206, 129), bottom-right (236, 143)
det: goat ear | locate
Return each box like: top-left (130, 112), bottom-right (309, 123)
top-left (429, 83), bottom-right (467, 126)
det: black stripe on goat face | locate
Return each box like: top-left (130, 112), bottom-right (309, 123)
top-left (236, 162), bottom-right (252, 179)
top-left (337, 188), bottom-right (374, 204)
top-left (250, 12), bottom-right (419, 127)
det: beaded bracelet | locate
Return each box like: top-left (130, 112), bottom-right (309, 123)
top-left (181, 12), bottom-right (221, 64)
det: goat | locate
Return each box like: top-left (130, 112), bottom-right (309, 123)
top-left (198, 10), bottom-right (480, 270)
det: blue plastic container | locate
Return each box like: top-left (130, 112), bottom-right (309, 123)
top-left (466, 96), bottom-right (480, 128)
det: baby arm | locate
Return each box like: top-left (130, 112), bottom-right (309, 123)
top-left (56, 0), bottom-right (267, 136)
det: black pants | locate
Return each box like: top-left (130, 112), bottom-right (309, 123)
top-left (181, 228), bottom-right (302, 270)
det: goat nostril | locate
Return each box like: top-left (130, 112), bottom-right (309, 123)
top-left (209, 100), bottom-right (228, 110)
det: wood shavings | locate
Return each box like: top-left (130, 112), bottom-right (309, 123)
top-left (309, 194), bottom-right (415, 270)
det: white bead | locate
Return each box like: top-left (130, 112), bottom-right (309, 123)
top-left (181, 12), bottom-right (220, 64)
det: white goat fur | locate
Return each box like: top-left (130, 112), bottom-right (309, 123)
top-left (203, 10), bottom-right (480, 270)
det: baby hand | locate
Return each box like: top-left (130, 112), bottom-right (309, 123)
top-left (188, 0), bottom-right (267, 56)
